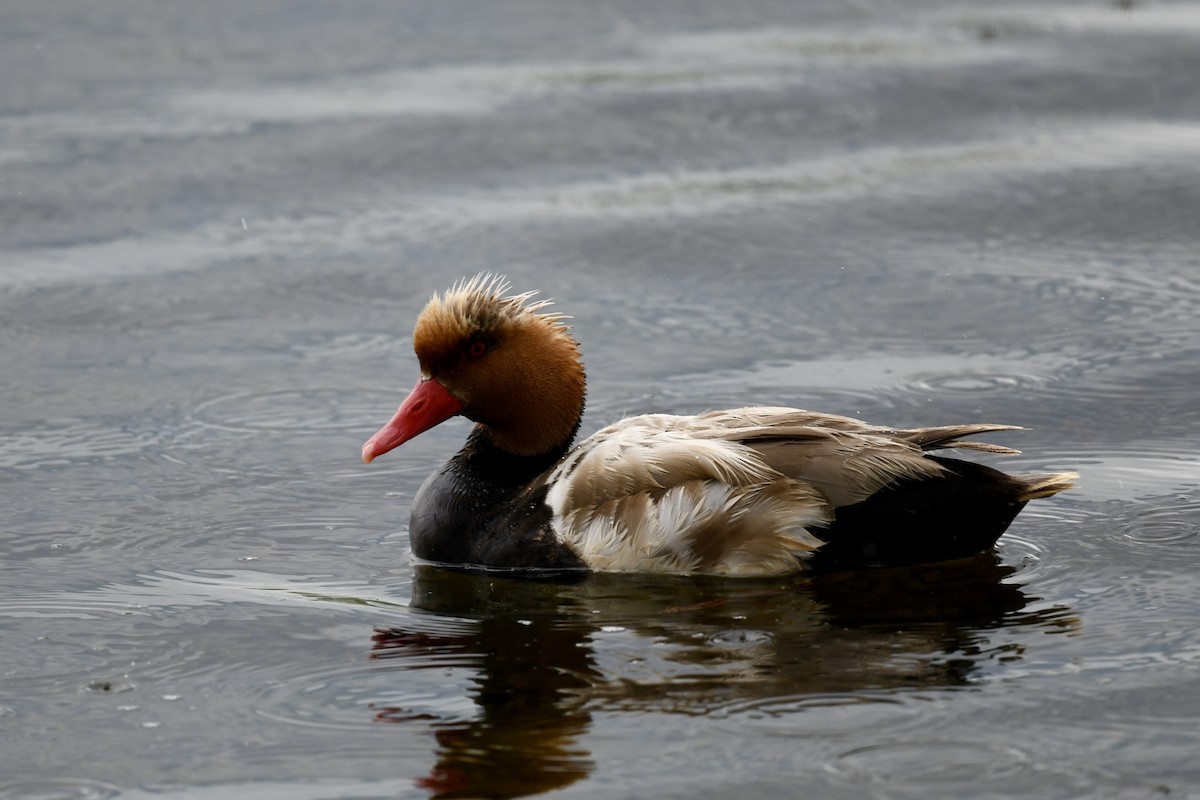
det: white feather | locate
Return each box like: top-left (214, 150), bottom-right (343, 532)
top-left (544, 414), bottom-right (832, 576)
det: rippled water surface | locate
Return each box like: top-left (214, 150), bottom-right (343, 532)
top-left (3, 1), bottom-right (1200, 797)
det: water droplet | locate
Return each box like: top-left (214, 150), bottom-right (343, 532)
top-left (83, 680), bottom-right (135, 694)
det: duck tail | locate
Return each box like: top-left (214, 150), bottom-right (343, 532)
top-left (809, 457), bottom-right (1071, 570)
top-left (1015, 471), bottom-right (1079, 502)
top-left (899, 424), bottom-right (1025, 454)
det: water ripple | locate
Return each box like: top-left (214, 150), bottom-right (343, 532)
top-left (949, 3), bottom-right (1200, 37)
top-left (12, 119), bottom-right (1200, 293)
top-left (1118, 498), bottom-right (1200, 548)
top-left (825, 738), bottom-right (1102, 796)
top-left (0, 419), bottom-right (169, 470)
top-left (0, 780), bottom-right (122, 800)
top-left (190, 389), bottom-right (399, 435)
top-left (993, 531), bottom-right (1048, 581)
top-left (913, 371), bottom-right (1050, 395)
top-left (830, 739), bottom-right (1030, 784)
top-left (1043, 446), bottom-right (1200, 502)
top-left (2, 570), bottom-right (406, 625)
top-left (283, 332), bottom-right (407, 364)
top-left (708, 692), bottom-right (937, 740)
top-left (662, 350), bottom-right (1073, 418)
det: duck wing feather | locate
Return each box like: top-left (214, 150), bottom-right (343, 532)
top-left (542, 413), bottom-right (832, 576)
top-left (539, 408), bottom-right (1046, 575)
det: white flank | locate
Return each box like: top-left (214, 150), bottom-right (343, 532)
top-left (544, 414), bottom-right (833, 576)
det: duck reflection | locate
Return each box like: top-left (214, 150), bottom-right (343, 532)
top-left (371, 556), bottom-right (1076, 798)
top-left (372, 594), bottom-right (598, 798)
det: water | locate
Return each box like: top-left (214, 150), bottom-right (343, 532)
top-left (3, 1), bottom-right (1199, 797)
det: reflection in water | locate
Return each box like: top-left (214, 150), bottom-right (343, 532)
top-left (372, 578), bottom-right (599, 798)
top-left (371, 558), bottom-right (1077, 798)
top-left (372, 612), bottom-right (597, 798)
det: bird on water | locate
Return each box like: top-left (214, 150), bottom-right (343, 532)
top-left (361, 275), bottom-right (1076, 576)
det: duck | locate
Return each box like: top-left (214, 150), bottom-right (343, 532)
top-left (361, 274), bottom-right (1077, 577)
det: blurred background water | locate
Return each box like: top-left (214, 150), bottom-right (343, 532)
top-left (2, 1), bottom-right (1199, 798)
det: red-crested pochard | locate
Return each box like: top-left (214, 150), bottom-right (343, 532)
top-left (362, 275), bottom-right (1076, 576)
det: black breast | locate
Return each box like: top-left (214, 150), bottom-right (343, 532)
top-left (407, 428), bottom-right (586, 575)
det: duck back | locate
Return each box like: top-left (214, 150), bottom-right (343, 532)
top-left (810, 455), bottom-right (1058, 569)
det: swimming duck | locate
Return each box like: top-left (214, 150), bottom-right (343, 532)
top-left (362, 275), bottom-right (1076, 576)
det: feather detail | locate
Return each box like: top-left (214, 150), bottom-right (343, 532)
top-left (895, 424), bottom-right (1025, 454)
top-left (414, 273), bottom-right (574, 363)
top-left (544, 416), bottom-right (832, 576)
top-left (546, 418), bottom-right (778, 511)
top-left (540, 408), bottom-right (1060, 574)
top-left (1015, 471), bottom-right (1079, 502)
top-left (937, 440), bottom-right (1023, 455)
top-left (560, 479), bottom-right (829, 576)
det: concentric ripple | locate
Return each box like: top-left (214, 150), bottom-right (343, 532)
top-left (282, 332), bottom-right (406, 364)
top-left (912, 371), bottom-right (1050, 395)
top-left (1118, 498), bottom-right (1200, 547)
top-left (190, 389), bottom-right (401, 435)
top-left (830, 739), bottom-right (1032, 786)
top-left (823, 735), bottom-right (1107, 796)
top-left (254, 617), bottom-right (487, 732)
top-left (1048, 446), bottom-right (1200, 502)
top-left (993, 531), bottom-right (1048, 580)
top-left (0, 419), bottom-right (169, 470)
top-left (178, 387), bottom-right (445, 491)
top-left (709, 692), bottom-right (937, 740)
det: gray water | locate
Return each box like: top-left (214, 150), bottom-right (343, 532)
top-left (3, 1), bottom-right (1200, 798)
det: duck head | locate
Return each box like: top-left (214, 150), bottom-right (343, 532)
top-left (362, 275), bottom-right (586, 462)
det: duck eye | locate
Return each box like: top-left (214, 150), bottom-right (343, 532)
top-left (467, 340), bottom-right (488, 359)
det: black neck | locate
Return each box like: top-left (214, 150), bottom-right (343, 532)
top-left (459, 424), bottom-right (576, 486)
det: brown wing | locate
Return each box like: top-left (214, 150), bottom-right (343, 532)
top-left (694, 409), bottom-right (1026, 507)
